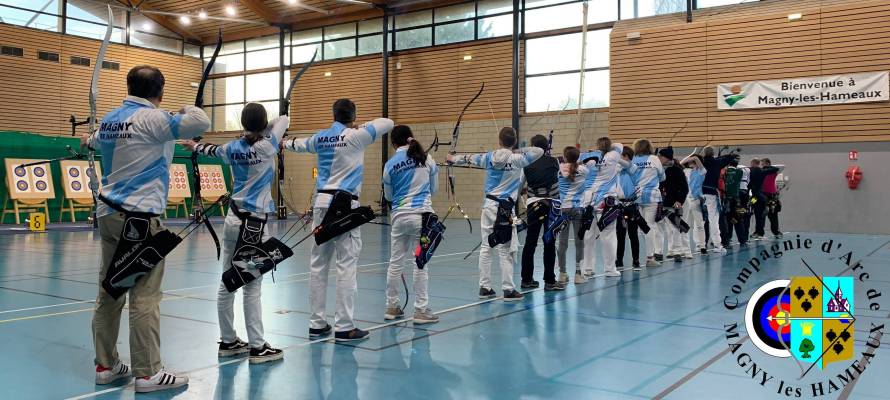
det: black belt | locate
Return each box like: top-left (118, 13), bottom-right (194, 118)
top-left (486, 194), bottom-right (514, 205)
top-left (318, 189), bottom-right (359, 201)
top-left (98, 195), bottom-right (159, 218)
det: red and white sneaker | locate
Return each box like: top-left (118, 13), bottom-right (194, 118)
top-left (95, 361), bottom-right (131, 385)
top-left (135, 369), bottom-right (189, 393)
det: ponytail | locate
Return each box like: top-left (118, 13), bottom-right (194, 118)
top-left (391, 125), bottom-right (427, 166)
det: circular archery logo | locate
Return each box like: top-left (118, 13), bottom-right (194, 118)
top-left (722, 236), bottom-right (886, 398)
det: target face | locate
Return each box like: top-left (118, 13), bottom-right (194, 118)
top-left (14, 166), bottom-right (26, 177)
top-left (71, 181), bottom-right (82, 191)
top-left (33, 167), bottom-right (46, 177)
top-left (16, 180), bottom-right (28, 191)
top-left (746, 279), bottom-right (792, 358)
top-left (68, 167), bottom-right (80, 177)
top-left (35, 181), bottom-right (47, 191)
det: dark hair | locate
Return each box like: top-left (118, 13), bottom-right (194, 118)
top-left (622, 146), bottom-right (634, 159)
top-left (761, 157), bottom-right (771, 166)
top-left (332, 98), bottom-right (356, 124)
top-left (633, 139), bottom-right (652, 155)
top-left (127, 65), bottom-right (165, 100)
top-left (703, 146), bottom-right (716, 157)
top-left (499, 127), bottom-right (517, 148)
top-left (596, 136), bottom-right (612, 154)
top-left (391, 125), bottom-right (426, 166)
top-left (530, 134), bottom-right (548, 151)
top-left (563, 146), bottom-right (580, 180)
top-left (241, 103), bottom-right (268, 134)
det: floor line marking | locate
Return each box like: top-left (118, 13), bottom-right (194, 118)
top-left (650, 336), bottom-right (750, 400)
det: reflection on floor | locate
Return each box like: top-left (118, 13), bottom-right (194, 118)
top-left (0, 220), bottom-right (888, 399)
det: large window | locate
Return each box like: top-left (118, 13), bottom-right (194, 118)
top-left (203, 71), bottom-right (282, 132)
top-left (288, 19), bottom-right (383, 63)
top-left (525, 29), bottom-right (611, 112)
top-left (0, 0), bottom-right (62, 32)
top-left (65, 0), bottom-right (126, 43)
top-left (129, 13), bottom-right (182, 54)
top-left (390, 0), bottom-right (515, 51)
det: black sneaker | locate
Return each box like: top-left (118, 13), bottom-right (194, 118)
top-left (218, 339), bottom-right (250, 357)
top-left (309, 324), bottom-right (332, 338)
top-left (503, 289), bottom-right (525, 302)
top-left (654, 253), bottom-right (664, 262)
top-left (520, 280), bottom-right (540, 289)
top-left (478, 287), bottom-right (497, 299)
top-left (544, 282), bottom-right (565, 291)
top-left (334, 328), bottom-right (370, 342)
top-left (249, 343), bottom-right (283, 364)
top-left (674, 255), bottom-right (683, 262)
top-left (700, 248), bottom-right (708, 255)
top-left (632, 261), bottom-right (642, 271)
top-left (616, 262), bottom-right (624, 269)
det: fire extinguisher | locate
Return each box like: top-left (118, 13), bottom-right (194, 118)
top-left (845, 165), bottom-right (863, 190)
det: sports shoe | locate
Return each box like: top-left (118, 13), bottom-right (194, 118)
top-left (654, 253), bottom-right (664, 262)
top-left (503, 289), bottom-right (525, 302)
top-left (95, 361), bottom-right (131, 385)
top-left (135, 369), bottom-right (188, 393)
top-left (604, 270), bottom-right (621, 278)
top-left (335, 328), bottom-right (370, 342)
top-left (615, 262), bottom-right (624, 269)
top-left (583, 270), bottom-right (595, 278)
top-left (711, 247), bottom-right (728, 254)
top-left (673, 255), bottom-right (683, 262)
top-left (559, 272), bottom-right (568, 284)
top-left (413, 308), bottom-right (439, 324)
top-left (218, 338), bottom-right (250, 357)
top-left (384, 306), bottom-right (405, 320)
top-left (684, 253), bottom-right (694, 259)
top-left (520, 280), bottom-right (540, 289)
top-left (645, 258), bottom-right (660, 267)
top-left (479, 287), bottom-right (497, 299)
top-left (544, 282), bottom-right (565, 291)
top-left (249, 343), bottom-right (284, 364)
top-left (309, 323), bottom-right (332, 338)
top-left (574, 273), bottom-right (588, 284)
top-left (773, 233), bottom-right (784, 239)
top-left (632, 261), bottom-right (642, 271)
top-left (700, 248), bottom-right (708, 255)
top-left (750, 234), bottom-right (763, 241)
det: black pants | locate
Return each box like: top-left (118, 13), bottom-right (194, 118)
top-left (766, 193), bottom-right (781, 235)
top-left (722, 194), bottom-right (749, 246)
top-left (521, 202), bottom-right (556, 284)
top-left (616, 218), bottom-right (640, 266)
top-left (752, 191), bottom-right (767, 236)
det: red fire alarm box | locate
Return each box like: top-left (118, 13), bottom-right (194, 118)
top-left (849, 150), bottom-right (859, 161)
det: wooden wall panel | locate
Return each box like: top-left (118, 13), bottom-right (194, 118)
top-left (610, 0), bottom-right (890, 146)
top-left (0, 24), bottom-right (203, 136)
top-left (289, 56), bottom-right (383, 131)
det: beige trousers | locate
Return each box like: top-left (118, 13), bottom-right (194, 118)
top-left (92, 211), bottom-right (166, 377)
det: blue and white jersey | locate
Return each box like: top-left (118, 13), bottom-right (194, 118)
top-left (588, 144), bottom-right (628, 206)
top-left (685, 166), bottom-right (707, 199)
top-left (454, 147), bottom-right (544, 203)
top-left (618, 166), bottom-right (638, 200)
top-left (200, 116), bottom-right (289, 214)
top-left (90, 96), bottom-right (210, 217)
top-left (285, 118), bottom-right (394, 208)
top-left (631, 154), bottom-right (665, 205)
top-left (383, 146), bottom-right (439, 217)
top-left (579, 150), bottom-right (601, 204)
top-left (558, 163), bottom-right (589, 208)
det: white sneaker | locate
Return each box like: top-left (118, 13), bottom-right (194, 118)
top-left (135, 369), bottom-right (189, 393)
top-left (604, 271), bottom-right (621, 278)
top-left (95, 361), bottom-right (131, 385)
top-left (645, 258), bottom-right (660, 267)
top-left (684, 253), bottom-right (694, 259)
top-left (711, 247), bottom-right (728, 254)
top-left (574, 273), bottom-right (588, 284)
top-left (559, 272), bottom-right (568, 284)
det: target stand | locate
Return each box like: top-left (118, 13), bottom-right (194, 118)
top-left (57, 160), bottom-right (101, 222)
top-left (2, 159), bottom-right (54, 225)
top-left (164, 163), bottom-right (191, 218)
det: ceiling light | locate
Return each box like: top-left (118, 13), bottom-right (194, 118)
top-left (324, 71), bottom-right (332, 77)
top-left (463, 55), bottom-right (472, 61)
top-left (788, 13), bottom-right (802, 21)
top-left (225, 4), bottom-right (237, 16)
top-left (179, 15), bottom-right (191, 25)
top-left (288, 0), bottom-right (297, 4)
top-left (141, 22), bottom-right (152, 31)
top-left (198, 9), bottom-right (208, 19)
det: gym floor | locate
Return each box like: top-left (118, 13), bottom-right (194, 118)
top-left (1, 220), bottom-right (888, 399)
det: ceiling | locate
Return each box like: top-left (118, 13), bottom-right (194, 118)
top-left (126, 0), bottom-right (435, 44)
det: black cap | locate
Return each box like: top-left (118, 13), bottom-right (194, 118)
top-left (658, 146), bottom-right (674, 160)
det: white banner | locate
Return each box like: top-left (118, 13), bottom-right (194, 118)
top-left (717, 71), bottom-right (889, 110)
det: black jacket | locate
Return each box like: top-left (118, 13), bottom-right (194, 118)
top-left (524, 155), bottom-right (559, 199)
top-left (748, 166), bottom-right (779, 193)
top-left (661, 164), bottom-right (689, 206)
top-left (702, 155), bottom-right (734, 195)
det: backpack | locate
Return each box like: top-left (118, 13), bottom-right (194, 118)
top-left (722, 167), bottom-right (743, 200)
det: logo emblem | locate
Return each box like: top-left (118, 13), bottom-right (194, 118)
top-left (723, 84), bottom-right (747, 107)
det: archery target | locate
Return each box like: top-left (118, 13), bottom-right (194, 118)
top-left (196, 164), bottom-right (227, 199)
top-left (59, 160), bottom-right (100, 200)
top-left (167, 163), bottom-right (191, 199)
top-left (745, 279), bottom-right (792, 358)
top-left (5, 159), bottom-right (55, 200)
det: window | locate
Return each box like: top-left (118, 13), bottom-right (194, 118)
top-left (696, 0), bottom-right (742, 8)
top-left (0, 1), bottom-right (61, 32)
top-left (70, 56), bottom-right (90, 66)
top-left (396, 10), bottom-right (432, 29)
top-left (324, 38), bottom-right (356, 60)
top-left (620, 0), bottom-right (686, 19)
top-left (38, 51), bottom-right (59, 62)
top-left (65, 0), bottom-right (126, 43)
top-left (435, 3), bottom-right (475, 22)
top-left (184, 43), bottom-right (201, 59)
top-left (435, 21), bottom-right (474, 45)
top-left (396, 28), bottom-right (431, 50)
top-left (129, 13), bottom-right (183, 53)
top-left (478, 14), bottom-right (513, 39)
top-left (525, 29), bottom-right (612, 112)
top-left (101, 60), bottom-right (119, 70)
top-left (1, 45), bottom-right (23, 57)
top-left (203, 71), bottom-right (282, 131)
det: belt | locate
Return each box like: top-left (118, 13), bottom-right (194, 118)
top-left (318, 189), bottom-right (359, 201)
top-left (98, 195), bottom-right (159, 218)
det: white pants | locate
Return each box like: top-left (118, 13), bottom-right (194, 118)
top-left (640, 204), bottom-right (662, 258)
top-left (664, 217), bottom-right (686, 256)
top-left (309, 206), bottom-right (362, 332)
top-left (703, 194), bottom-right (723, 249)
top-left (681, 197), bottom-right (706, 253)
top-left (218, 213), bottom-right (268, 349)
top-left (597, 209), bottom-right (619, 273)
top-left (478, 200), bottom-right (518, 291)
top-left (581, 223), bottom-right (597, 274)
top-left (386, 213), bottom-right (429, 311)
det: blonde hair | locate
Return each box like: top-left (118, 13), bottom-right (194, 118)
top-left (633, 139), bottom-right (652, 155)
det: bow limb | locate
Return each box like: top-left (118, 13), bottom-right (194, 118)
top-left (444, 82), bottom-right (485, 233)
top-left (83, 5), bottom-right (113, 227)
top-left (281, 49), bottom-right (318, 116)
